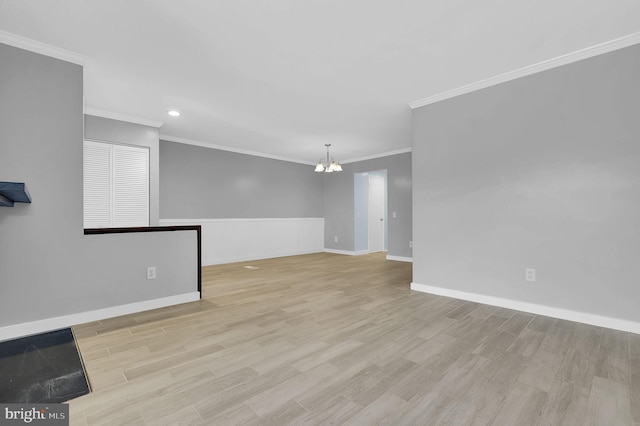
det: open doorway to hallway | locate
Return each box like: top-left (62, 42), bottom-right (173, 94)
top-left (354, 170), bottom-right (387, 254)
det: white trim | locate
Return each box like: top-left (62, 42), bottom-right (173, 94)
top-left (160, 135), bottom-right (314, 165)
top-left (160, 217), bottom-right (323, 224)
top-left (324, 249), bottom-right (357, 256)
top-left (410, 282), bottom-right (640, 335)
top-left (323, 249), bottom-right (374, 256)
top-left (85, 107), bottom-right (164, 128)
top-left (161, 218), bottom-right (324, 266)
top-left (0, 292), bottom-right (200, 343)
top-left (387, 255), bottom-right (413, 263)
top-left (409, 32), bottom-right (640, 109)
top-left (0, 30), bottom-right (90, 66)
top-left (342, 147), bottom-right (412, 164)
top-left (160, 135), bottom-right (412, 166)
top-left (204, 249), bottom-right (323, 265)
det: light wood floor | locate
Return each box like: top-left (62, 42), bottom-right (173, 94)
top-left (69, 252), bottom-right (640, 425)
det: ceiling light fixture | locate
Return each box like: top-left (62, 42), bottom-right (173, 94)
top-left (167, 110), bottom-right (181, 117)
top-left (314, 144), bottom-right (342, 173)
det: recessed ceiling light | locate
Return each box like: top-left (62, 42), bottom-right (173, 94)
top-left (167, 110), bottom-right (181, 117)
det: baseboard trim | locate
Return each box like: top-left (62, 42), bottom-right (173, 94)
top-left (387, 255), bottom-right (413, 263)
top-left (204, 249), bottom-right (324, 265)
top-left (324, 249), bottom-right (376, 256)
top-left (324, 249), bottom-right (357, 256)
top-left (410, 282), bottom-right (640, 335)
top-left (0, 292), bottom-right (200, 342)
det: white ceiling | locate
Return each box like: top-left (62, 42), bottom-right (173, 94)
top-left (1, 1), bottom-right (640, 164)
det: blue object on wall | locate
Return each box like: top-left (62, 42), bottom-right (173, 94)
top-left (0, 181), bottom-right (32, 207)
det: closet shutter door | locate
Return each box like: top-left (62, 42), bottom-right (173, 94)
top-left (83, 140), bottom-right (112, 228)
top-left (112, 144), bottom-right (149, 227)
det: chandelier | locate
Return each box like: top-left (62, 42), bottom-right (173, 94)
top-left (314, 144), bottom-right (342, 173)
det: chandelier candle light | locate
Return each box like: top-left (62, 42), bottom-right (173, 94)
top-left (314, 144), bottom-right (343, 173)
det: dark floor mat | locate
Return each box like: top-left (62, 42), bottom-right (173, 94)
top-left (0, 328), bottom-right (91, 403)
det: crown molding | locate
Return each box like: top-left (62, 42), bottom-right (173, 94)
top-left (342, 147), bottom-right (412, 164)
top-left (161, 135), bottom-right (412, 166)
top-left (0, 30), bottom-right (90, 66)
top-left (85, 107), bottom-right (164, 128)
top-left (160, 135), bottom-right (314, 165)
top-left (409, 32), bottom-right (640, 109)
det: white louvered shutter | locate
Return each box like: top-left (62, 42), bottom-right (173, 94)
top-left (112, 144), bottom-right (149, 227)
top-left (84, 141), bottom-right (112, 228)
top-left (83, 140), bottom-right (149, 228)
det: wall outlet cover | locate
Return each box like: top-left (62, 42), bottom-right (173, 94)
top-left (147, 266), bottom-right (157, 280)
top-left (526, 268), bottom-right (536, 282)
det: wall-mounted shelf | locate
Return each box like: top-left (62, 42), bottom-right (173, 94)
top-left (0, 182), bottom-right (32, 207)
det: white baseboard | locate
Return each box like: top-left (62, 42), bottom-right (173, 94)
top-left (324, 249), bottom-right (357, 256)
top-left (410, 282), bottom-right (640, 335)
top-left (205, 249), bottom-right (323, 265)
top-left (387, 255), bottom-right (413, 263)
top-left (0, 292), bottom-right (200, 342)
top-left (324, 249), bottom-right (377, 256)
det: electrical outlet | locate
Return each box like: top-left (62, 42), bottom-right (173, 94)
top-left (409, 241), bottom-right (413, 249)
top-left (147, 266), bottom-right (156, 280)
top-left (525, 268), bottom-right (536, 282)
top-left (334, 236), bottom-right (338, 243)
top-left (393, 211), bottom-right (397, 218)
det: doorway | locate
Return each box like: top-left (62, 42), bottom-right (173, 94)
top-left (354, 170), bottom-right (387, 253)
top-left (368, 174), bottom-right (385, 252)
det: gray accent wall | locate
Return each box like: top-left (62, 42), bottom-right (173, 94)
top-left (324, 152), bottom-right (412, 258)
top-left (85, 115), bottom-right (161, 225)
top-left (159, 141), bottom-right (411, 259)
top-left (411, 44), bottom-right (640, 323)
top-left (0, 44), bottom-right (197, 329)
top-left (159, 141), bottom-right (324, 218)
top-left (353, 172), bottom-right (369, 252)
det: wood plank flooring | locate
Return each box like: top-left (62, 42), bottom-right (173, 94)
top-left (68, 252), bottom-right (640, 425)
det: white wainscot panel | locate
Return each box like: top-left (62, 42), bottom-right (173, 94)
top-left (160, 218), bottom-right (325, 265)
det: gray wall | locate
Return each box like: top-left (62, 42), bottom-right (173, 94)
top-left (354, 172), bottom-right (369, 252)
top-left (412, 44), bottom-right (640, 322)
top-left (85, 115), bottom-right (161, 226)
top-left (324, 152), bottom-right (412, 258)
top-left (0, 43), bottom-right (197, 329)
top-left (159, 141), bottom-right (324, 218)
top-left (159, 140), bottom-right (411, 259)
